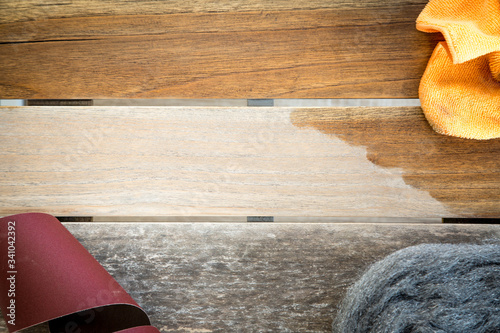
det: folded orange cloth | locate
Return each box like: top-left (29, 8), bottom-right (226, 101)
top-left (416, 0), bottom-right (500, 139)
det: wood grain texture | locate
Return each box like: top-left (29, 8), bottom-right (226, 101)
top-left (0, 0), bottom-right (428, 24)
top-left (0, 223), bottom-right (499, 332)
top-left (1, 106), bottom-right (499, 217)
top-left (0, 0), bottom-right (440, 99)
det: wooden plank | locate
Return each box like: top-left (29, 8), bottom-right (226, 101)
top-left (0, 223), bottom-right (498, 332)
top-left (0, 0), bottom-right (428, 23)
top-left (1, 106), bottom-right (499, 217)
top-left (0, 0), bottom-right (440, 99)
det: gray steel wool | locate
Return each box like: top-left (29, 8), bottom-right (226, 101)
top-left (333, 244), bottom-right (500, 333)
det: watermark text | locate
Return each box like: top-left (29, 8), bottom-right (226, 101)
top-left (6, 220), bottom-right (17, 326)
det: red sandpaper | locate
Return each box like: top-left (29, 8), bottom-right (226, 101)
top-left (0, 213), bottom-right (160, 332)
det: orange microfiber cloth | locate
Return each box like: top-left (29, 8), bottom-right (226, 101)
top-left (416, 0), bottom-right (500, 140)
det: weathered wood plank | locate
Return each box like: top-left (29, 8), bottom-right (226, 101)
top-left (0, 223), bottom-right (498, 332)
top-left (0, 0), bottom-right (439, 99)
top-left (0, 106), bottom-right (499, 217)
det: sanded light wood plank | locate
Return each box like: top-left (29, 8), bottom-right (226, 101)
top-left (0, 223), bottom-right (498, 332)
top-left (0, 106), bottom-right (499, 217)
top-left (0, 0), bottom-right (440, 99)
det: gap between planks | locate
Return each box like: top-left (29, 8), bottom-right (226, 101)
top-left (89, 217), bottom-right (442, 223)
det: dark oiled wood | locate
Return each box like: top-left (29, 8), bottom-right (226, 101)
top-left (1, 106), bottom-right (499, 217)
top-left (0, 0), bottom-right (439, 99)
top-left (0, 223), bottom-right (498, 332)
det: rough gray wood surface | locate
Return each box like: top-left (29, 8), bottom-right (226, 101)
top-left (1, 223), bottom-right (499, 332)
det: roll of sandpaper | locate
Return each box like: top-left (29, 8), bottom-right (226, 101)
top-left (0, 213), bottom-right (160, 333)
